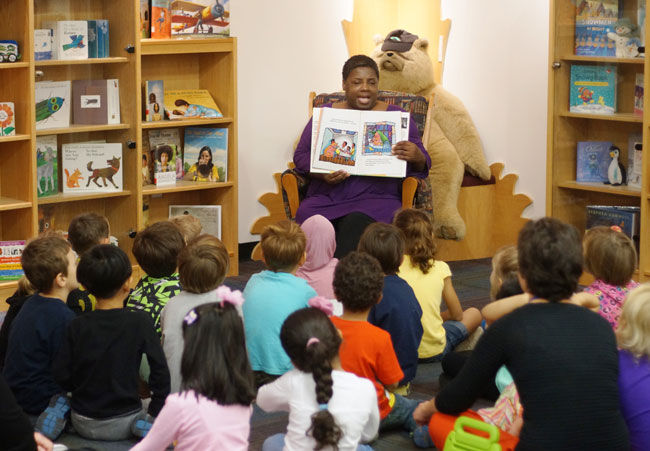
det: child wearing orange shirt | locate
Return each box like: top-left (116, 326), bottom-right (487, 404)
top-left (330, 251), bottom-right (420, 433)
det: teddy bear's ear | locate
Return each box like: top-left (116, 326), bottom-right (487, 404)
top-left (373, 34), bottom-right (384, 46)
top-left (414, 38), bottom-right (429, 51)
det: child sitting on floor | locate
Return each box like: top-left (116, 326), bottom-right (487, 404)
top-left (358, 222), bottom-right (423, 393)
top-left (126, 221), bottom-right (185, 335)
top-left (53, 245), bottom-right (170, 441)
top-left (331, 251), bottom-right (420, 434)
top-left (393, 209), bottom-right (482, 362)
top-left (243, 221), bottom-right (317, 388)
top-left (258, 305), bottom-right (379, 450)
top-left (3, 235), bottom-right (78, 438)
top-left (161, 234), bottom-right (232, 393)
top-left (295, 214), bottom-right (338, 299)
top-left (133, 301), bottom-right (256, 450)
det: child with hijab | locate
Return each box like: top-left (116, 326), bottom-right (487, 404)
top-left (295, 215), bottom-right (338, 299)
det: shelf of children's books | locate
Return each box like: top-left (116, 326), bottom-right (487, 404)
top-left (559, 112), bottom-right (643, 123)
top-left (0, 62), bottom-right (29, 70)
top-left (142, 180), bottom-right (234, 195)
top-left (140, 37), bottom-right (234, 56)
top-left (141, 117), bottom-right (233, 129)
top-left (35, 123), bottom-right (130, 136)
top-left (38, 190), bottom-right (132, 205)
top-left (558, 181), bottom-right (642, 197)
top-left (35, 57), bottom-right (129, 66)
top-left (561, 55), bottom-right (645, 65)
top-left (0, 198), bottom-right (31, 212)
top-left (0, 134), bottom-right (30, 143)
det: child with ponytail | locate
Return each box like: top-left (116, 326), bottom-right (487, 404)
top-left (257, 301), bottom-right (379, 451)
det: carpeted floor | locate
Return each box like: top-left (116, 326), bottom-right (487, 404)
top-left (51, 257), bottom-right (493, 450)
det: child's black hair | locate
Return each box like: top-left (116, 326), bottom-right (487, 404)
top-left (281, 307), bottom-right (343, 450)
top-left (333, 251), bottom-right (383, 312)
top-left (77, 244), bottom-right (132, 299)
top-left (181, 302), bottom-right (256, 406)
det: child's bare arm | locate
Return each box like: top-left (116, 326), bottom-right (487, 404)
top-left (441, 277), bottom-right (463, 322)
top-left (568, 292), bottom-right (600, 312)
top-left (481, 294), bottom-right (530, 326)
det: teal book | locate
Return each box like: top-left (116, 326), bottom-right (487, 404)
top-left (87, 21), bottom-right (98, 58)
top-left (570, 64), bottom-right (617, 114)
top-left (576, 141), bottom-right (612, 183)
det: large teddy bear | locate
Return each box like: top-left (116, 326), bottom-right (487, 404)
top-left (372, 29), bottom-right (491, 240)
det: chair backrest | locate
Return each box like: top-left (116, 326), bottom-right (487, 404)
top-left (311, 91), bottom-right (430, 139)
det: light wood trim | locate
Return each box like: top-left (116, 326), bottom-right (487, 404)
top-left (142, 181), bottom-right (234, 195)
top-left (558, 112), bottom-right (643, 123)
top-left (35, 123), bottom-right (130, 136)
top-left (140, 38), bottom-right (234, 55)
top-left (557, 181), bottom-right (642, 197)
top-left (37, 190), bottom-right (132, 205)
top-left (0, 62), bottom-right (29, 69)
top-left (35, 57), bottom-right (129, 66)
top-left (141, 117), bottom-right (233, 129)
top-left (0, 134), bottom-right (31, 143)
top-left (281, 173), bottom-right (299, 219)
top-left (560, 55), bottom-right (645, 65)
top-left (0, 198), bottom-right (32, 211)
top-left (402, 176), bottom-right (418, 208)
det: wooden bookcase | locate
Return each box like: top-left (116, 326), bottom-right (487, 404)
top-left (547, 0), bottom-right (648, 282)
top-left (0, 0), bottom-right (238, 304)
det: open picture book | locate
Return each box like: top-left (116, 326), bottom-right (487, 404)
top-left (310, 107), bottom-right (409, 178)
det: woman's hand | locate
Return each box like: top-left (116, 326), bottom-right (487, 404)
top-left (413, 398), bottom-right (438, 426)
top-left (312, 170), bottom-right (350, 185)
top-left (392, 141), bottom-right (426, 170)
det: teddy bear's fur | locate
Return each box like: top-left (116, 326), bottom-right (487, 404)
top-left (372, 35), bottom-right (490, 240)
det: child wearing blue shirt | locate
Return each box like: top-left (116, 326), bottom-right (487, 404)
top-left (243, 221), bottom-right (316, 388)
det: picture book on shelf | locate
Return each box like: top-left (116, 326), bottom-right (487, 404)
top-left (148, 128), bottom-right (183, 185)
top-left (576, 141), bottom-right (612, 183)
top-left (164, 89), bottom-right (222, 120)
top-left (151, 0), bottom-right (172, 39)
top-left (0, 102), bottom-right (15, 136)
top-left (639, 1), bottom-right (646, 55)
top-left (140, 0), bottom-right (151, 38)
top-left (586, 205), bottom-right (640, 249)
top-left (144, 80), bottom-right (164, 121)
top-left (635, 73), bottom-right (643, 117)
top-left (52, 21), bottom-right (88, 60)
top-left (627, 133), bottom-right (643, 190)
top-left (141, 144), bottom-right (153, 186)
top-left (35, 80), bottom-right (71, 130)
top-left (38, 205), bottom-right (55, 234)
top-left (34, 29), bottom-right (53, 60)
top-left (62, 142), bottom-right (122, 193)
top-left (309, 107), bottom-right (409, 178)
top-left (169, 205), bottom-right (221, 239)
top-left (170, 0), bottom-right (230, 37)
top-left (569, 64), bottom-right (617, 115)
top-left (183, 127), bottom-right (227, 182)
top-left (574, 0), bottom-right (618, 57)
top-left (88, 20), bottom-right (110, 58)
top-left (0, 241), bottom-right (25, 281)
top-left (36, 136), bottom-right (58, 197)
top-left (72, 79), bottom-right (120, 125)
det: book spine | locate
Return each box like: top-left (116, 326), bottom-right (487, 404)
top-left (107, 79), bottom-right (120, 124)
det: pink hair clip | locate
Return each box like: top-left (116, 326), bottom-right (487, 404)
top-left (610, 225), bottom-right (623, 233)
top-left (306, 337), bottom-right (320, 348)
top-left (183, 309), bottom-right (198, 326)
top-left (216, 285), bottom-right (245, 308)
top-left (308, 296), bottom-right (334, 316)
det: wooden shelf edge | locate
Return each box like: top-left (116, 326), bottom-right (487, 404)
top-left (38, 190), bottom-right (132, 205)
top-left (35, 57), bottom-right (129, 66)
top-left (557, 181), bottom-right (642, 198)
top-left (141, 37), bottom-right (234, 55)
top-left (559, 111), bottom-right (643, 123)
top-left (0, 62), bottom-right (29, 69)
top-left (0, 134), bottom-right (30, 143)
top-left (141, 117), bottom-right (233, 129)
top-left (142, 181), bottom-right (234, 195)
top-left (0, 199), bottom-right (32, 211)
top-left (36, 123), bottom-right (130, 136)
top-left (560, 55), bottom-right (645, 65)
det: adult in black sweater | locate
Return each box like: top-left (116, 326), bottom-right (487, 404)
top-left (413, 217), bottom-right (629, 450)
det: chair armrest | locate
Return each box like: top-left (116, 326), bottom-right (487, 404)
top-left (402, 177), bottom-right (418, 209)
top-left (281, 172), bottom-right (300, 219)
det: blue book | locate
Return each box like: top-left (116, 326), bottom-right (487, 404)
top-left (570, 64), bottom-right (617, 114)
top-left (576, 141), bottom-right (612, 182)
top-left (87, 21), bottom-right (98, 58)
top-left (586, 205), bottom-right (640, 244)
top-left (574, 0), bottom-right (619, 57)
top-left (97, 20), bottom-right (109, 58)
top-left (183, 127), bottom-right (228, 182)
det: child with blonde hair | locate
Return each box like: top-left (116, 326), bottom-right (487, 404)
top-left (615, 283), bottom-right (650, 450)
top-left (169, 214), bottom-right (202, 243)
top-left (393, 209), bottom-right (482, 361)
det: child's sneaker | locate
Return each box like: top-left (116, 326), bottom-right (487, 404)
top-left (35, 394), bottom-right (71, 440)
top-left (412, 425), bottom-right (435, 448)
top-left (131, 413), bottom-right (155, 438)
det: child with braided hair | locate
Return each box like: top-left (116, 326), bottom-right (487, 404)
top-left (257, 301), bottom-right (379, 451)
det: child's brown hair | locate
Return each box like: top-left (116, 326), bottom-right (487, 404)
top-left (67, 213), bottom-right (110, 256)
top-left (584, 226), bottom-right (637, 286)
top-left (358, 222), bottom-right (405, 275)
top-left (261, 220), bottom-right (306, 272)
top-left (178, 234), bottom-right (229, 294)
top-left (490, 245), bottom-right (518, 300)
top-left (133, 221), bottom-right (185, 278)
top-left (170, 214), bottom-right (202, 243)
top-left (393, 208), bottom-right (436, 274)
top-left (21, 235), bottom-right (71, 292)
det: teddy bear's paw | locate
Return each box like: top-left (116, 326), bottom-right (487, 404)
top-left (434, 215), bottom-right (466, 241)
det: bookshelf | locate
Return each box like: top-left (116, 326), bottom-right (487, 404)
top-left (547, 0), bottom-right (648, 281)
top-left (0, 1), bottom-right (238, 305)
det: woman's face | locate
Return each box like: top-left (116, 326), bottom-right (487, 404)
top-left (343, 66), bottom-right (379, 110)
top-left (199, 150), bottom-right (211, 165)
top-left (160, 152), bottom-right (168, 164)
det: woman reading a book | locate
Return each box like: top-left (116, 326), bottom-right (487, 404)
top-left (293, 54), bottom-right (430, 258)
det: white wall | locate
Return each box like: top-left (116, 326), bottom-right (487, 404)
top-left (233, 0), bottom-right (549, 244)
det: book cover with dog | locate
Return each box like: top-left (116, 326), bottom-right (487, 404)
top-left (62, 142), bottom-right (122, 193)
top-left (36, 136), bottom-right (58, 197)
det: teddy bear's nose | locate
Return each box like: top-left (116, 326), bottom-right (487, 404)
top-left (387, 52), bottom-right (393, 57)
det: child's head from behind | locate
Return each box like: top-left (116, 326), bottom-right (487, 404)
top-left (133, 221), bottom-right (185, 278)
top-left (300, 214), bottom-right (336, 270)
top-left (68, 213), bottom-right (110, 256)
top-left (333, 251), bottom-right (383, 313)
top-left (393, 208), bottom-right (436, 274)
top-left (617, 284), bottom-right (650, 359)
top-left (178, 234), bottom-right (229, 294)
top-left (357, 222), bottom-right (404, 275)
top-left (22, 235), bottom-right (77, 294)
top-left (170, 214), bottom-right (202, 243)
top-left (181, 302), bottom-right (256, 406)
top-left (584, 226), bottom-right (637, 286)
top-left (490, 245), bottom-right (518, 300)
top-left (280, 307), bottom-right (343, 448)
top-left (261, 220), bottom-right (306, 272)
top-left (517, 217), bottom-right (582, 303)
top-left (77, 244), bottom-right (132, 300)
